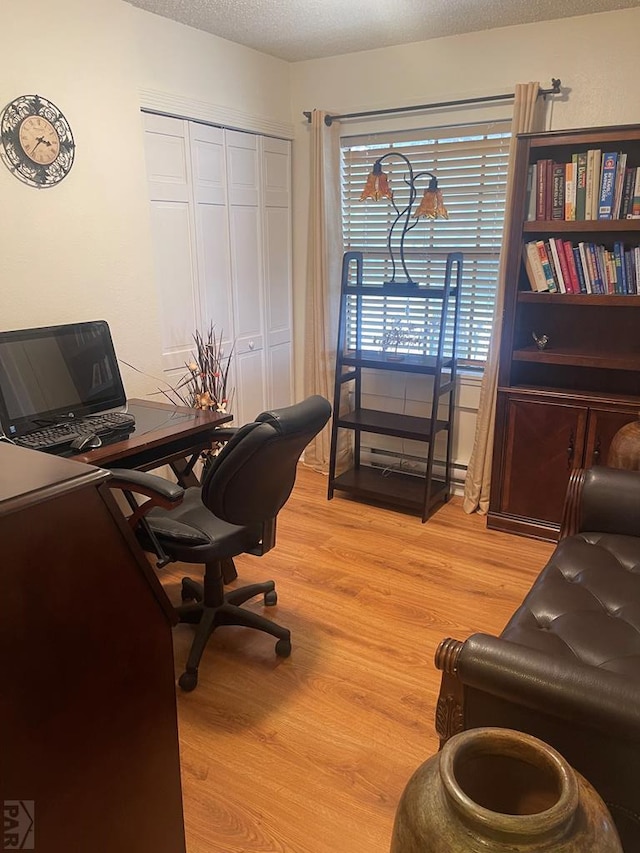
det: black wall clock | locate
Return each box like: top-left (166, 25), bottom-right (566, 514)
top-left (0, 94), bottom-right (75, 188)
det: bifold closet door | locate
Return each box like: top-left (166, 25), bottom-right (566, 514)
top-left (143, 113), bottom-right (202, 376)
top-left (225, 129), bottom-right (266, 424)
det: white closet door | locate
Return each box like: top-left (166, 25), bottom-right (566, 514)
top-left (262, 137), bottom-right (293, 410)
top-left (188, 122), bottom-right (234, 361)
top-left (143, 113), bottom-right (200, 375)
top-left (226, 129), bottom-right (265, 424)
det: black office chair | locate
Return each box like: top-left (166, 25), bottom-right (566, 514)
top-left (110, 395), bottom-right (331, 691)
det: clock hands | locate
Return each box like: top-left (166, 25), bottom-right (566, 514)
top-left (30, 135), bottom-right (53, 155)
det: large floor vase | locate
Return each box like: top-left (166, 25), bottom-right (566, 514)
top-left (390, 727), bottom-right (622, 852)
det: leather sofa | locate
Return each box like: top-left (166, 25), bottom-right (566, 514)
top-left (435, 466), bottom-right (640, 850)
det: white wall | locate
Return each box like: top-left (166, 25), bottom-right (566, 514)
top-left (289, 8), bottom-right (640, 473)
top-left (0, 0), bottom-right (292, 400)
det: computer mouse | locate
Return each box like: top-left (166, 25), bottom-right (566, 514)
top-left (71, 433), bottom-right (103, 452)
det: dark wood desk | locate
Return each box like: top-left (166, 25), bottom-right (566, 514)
top-left (0, 444), bottom-right (186, 853)
top-left (72, 397), bottom-right (232, 485)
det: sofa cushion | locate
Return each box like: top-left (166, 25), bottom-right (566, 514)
top-left (501, 532), bottom-right (640, 679)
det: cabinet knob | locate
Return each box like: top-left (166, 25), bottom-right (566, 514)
top-left (248, 340), bottom-right (255, 350)
top-left (593, 436), bottom-right (601, 465)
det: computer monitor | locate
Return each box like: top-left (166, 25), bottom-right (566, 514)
top-left (0, 320), bottom-right (127, 437)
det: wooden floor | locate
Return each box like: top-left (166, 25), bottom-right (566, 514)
top-left (161, 466), bottom-right (555, 853)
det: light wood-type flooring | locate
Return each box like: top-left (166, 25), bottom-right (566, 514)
top-left (160, 465), bottom-right (555, 853)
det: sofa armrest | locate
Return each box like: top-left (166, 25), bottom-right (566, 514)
top-left (437, 633), bottom-right (640, 740)
top-left (561, 466), bottom-right (640, 539)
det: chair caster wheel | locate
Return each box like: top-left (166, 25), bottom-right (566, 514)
top-left (265, 589), bottom-right (278, 606)
top-left (275, 638), bottom-right (291, 658)
top-left (178, 670), bottom-right (198, 691)
top-left (181, 578), bottom-right (202, 602)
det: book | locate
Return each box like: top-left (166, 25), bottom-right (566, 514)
top-left (535, 159), bottom-right (549, 219)
top-left (551, 163), bottom-right (565, 219)
top-left (578, 242), bottom-right (593, 293)
top-left (585, 149), bottom-right (602, 220)
top-left (597, 152), bottom-right (618, 219)
top-left (612, 153), bottom-right (627, 219)
top-left (525, 163), bottom-right (537, 221)
top-left (613, 242), bottom-right (626, 294)
top-left (535, 240), bottom-right (558, 292)
top-left (620, 167), bottom-right (636, 218)
top-left (523, 242), bottom-right (549, 292)
top-left (572, 246), bottom-right (587, 293)
top-left (561, 239), bottom-right (580, 294)
top-left (575, 152), bottom-right (588, 220)
top-left (629, 168), bottom-right (640, 218)
top-left (546, 239), bottom-right (564, 292)
top-left (548, 238), bottom-right (567, 293)
top-left (587, 243), bottom-right (604, 293)
top-left (564, 158), bottom-right (576, 220)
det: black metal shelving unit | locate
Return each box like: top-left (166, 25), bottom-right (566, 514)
top-left (327, 250), bottom-right (463, 522)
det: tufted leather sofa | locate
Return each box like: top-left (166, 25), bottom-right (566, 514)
top-left (435, 466), bottom-right (640, 850)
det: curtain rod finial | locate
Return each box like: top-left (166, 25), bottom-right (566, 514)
top-left (303, 111), bottom-right (312, 123)
top-left (551, 78), bottom-right (561, 93)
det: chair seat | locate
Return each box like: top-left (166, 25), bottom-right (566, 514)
top-left (147, 487), bottom-right (263, 560)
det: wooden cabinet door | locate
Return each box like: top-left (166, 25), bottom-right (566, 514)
top-left (499, 398), bottom-right (587, 524)
top-left (584, 407), bottom-right (640, 467)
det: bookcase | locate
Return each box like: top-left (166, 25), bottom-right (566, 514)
top-left (488, 124), bottom-right (640, 541)
top-left (327, 250), bottom-right (462, 522)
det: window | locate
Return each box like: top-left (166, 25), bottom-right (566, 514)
top-left (341, 121), bottom-right (511, 366)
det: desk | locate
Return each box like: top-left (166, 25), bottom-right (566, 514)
top-left (72, 397), bottom-right (232, 486)
top-left (0, 444), bottom-right (186, 853)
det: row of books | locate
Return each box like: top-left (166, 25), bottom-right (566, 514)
top-left (523, 239), bottom-right (640, 295)
top-left (526, 153), bottom-right (640, 221)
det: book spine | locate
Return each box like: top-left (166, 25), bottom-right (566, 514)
top-left (612, 152), bottom-right (627, 219)
top-left (630, 168), bottom-right (640, 218)
top-left (525, 163), bottom-right (537, 221)
top-left (550, 238), bottom-right (569, 293)
top-left (587, 243), bottom-right (604, 293)
top-left (635, 247), bottom-right (640, 293)
top-left (535, 240), bottom-right (558, 292)
top-left (591, 150), bottom-right (602, 219)
top-left (564, 159), bottom-right (576, 220)
top-left (561, 239), bottom-right (579, 294)
top-left (613, 242), bottom-right (626, 294)
top-left (597, 152), bottom-right (618, 219)
top-left (572, 246), bottom-right (587, 293)
top-left (545, 160), bottom-right (554, 221)
top-left (575, 152), bottom-right (588, 220)
top-left (524, 242), bottom-right (548, 292)
top-left (535, 159), bottom-right (548, 220)
top-left (579, 242), bottom-right (594, 293)
top-left (620, 167), bottom-right (635, 218)
top-left (546, 239), bottom-right (565, 292)
top-left (552, 163), bottom-right (565, 220)
top-left (585, 150), bottom-right (595, 220)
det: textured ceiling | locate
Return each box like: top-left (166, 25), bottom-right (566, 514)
top-left (126, 0), bottom-right (640, 61)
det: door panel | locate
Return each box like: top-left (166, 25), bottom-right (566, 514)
top-left (262, 137), bottom-right (290, 208)
top-left (235, 349), bottom-right (266, 425)
top-left (500, 398), bottom-right (587, 523)
top-left (266, 342), bottom-right (293, 410)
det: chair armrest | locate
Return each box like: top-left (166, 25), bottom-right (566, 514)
top-left (213, 427), bottom-right (238, 443)
top-left (107, 468), bottom-right (185, 506)
top-left (561, 466), bottom-right (640, 538)
top-left (441, 633), bottom-right (640, 740)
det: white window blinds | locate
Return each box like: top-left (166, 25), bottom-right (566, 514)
top-left (341, 121), bottom-right (511, 365)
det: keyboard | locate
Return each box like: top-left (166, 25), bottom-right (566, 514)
top-left (14, 411), bottom-right (136, 453)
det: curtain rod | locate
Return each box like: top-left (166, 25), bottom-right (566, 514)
top-left (303, 79), bottom-right (561, 126)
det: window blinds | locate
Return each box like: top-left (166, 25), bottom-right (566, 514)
top-left (341, 121), bottom-right (511, 365)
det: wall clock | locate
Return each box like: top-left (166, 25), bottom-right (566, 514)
top-left (0, 94), bottom-right (75, 188)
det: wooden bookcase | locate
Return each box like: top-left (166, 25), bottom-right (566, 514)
top-left (488, 124), bottom-right (640, 541)
top-left (327, 250), bottom-right (462, 522)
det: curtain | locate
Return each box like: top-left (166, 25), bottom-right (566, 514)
top-left (463, 83), bottom-right (544, 514)
top-left (303, 110), bottom-right (351, 473)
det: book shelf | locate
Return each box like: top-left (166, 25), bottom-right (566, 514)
top-left (327, 250), bottom-right (462, 522)
top-left (488, 124), bottom-right (640, 541)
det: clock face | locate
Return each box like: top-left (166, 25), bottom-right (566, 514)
top-left (0, 94), bottom-right (75, 187)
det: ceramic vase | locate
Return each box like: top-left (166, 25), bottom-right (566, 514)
top-left (390, 727), bottom-right (622, 852)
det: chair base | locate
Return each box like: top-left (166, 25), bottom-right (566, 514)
top-left (175, 577), bottom-right (291, 691)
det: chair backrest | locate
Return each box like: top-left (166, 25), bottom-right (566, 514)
top-left (200, 395), bottom-right (331, 526)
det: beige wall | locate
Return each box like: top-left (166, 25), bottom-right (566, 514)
top-left (2, 2), bottom-right (639, 416)
top-left (289, 8), bottom-right (640, 473)
top-left (0, 0), bottom-right (292, 399)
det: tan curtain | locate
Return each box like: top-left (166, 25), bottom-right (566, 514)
top-left (463, 83), bottom-right (544, 514)
top-left (303, 110), bottom-right (351, 473)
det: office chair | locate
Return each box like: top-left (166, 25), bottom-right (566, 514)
top-left (110, 395), bottom-right (331, 691)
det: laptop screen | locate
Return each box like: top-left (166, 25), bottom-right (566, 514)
top-left (0, 320), bottom-right (127, 437)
